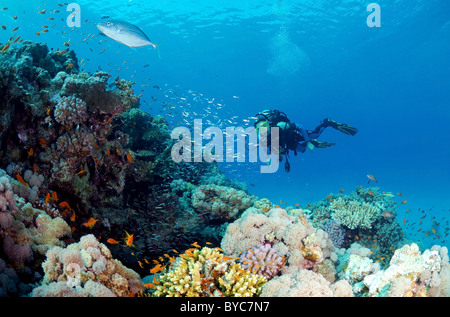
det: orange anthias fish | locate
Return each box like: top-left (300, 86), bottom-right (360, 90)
top-left (339, 189), bottom-right (345, 194)
top-left (45, 192), bottom-right (51, 206)
top-left (59, 201), bottom-right (71, 210)
top-left (52, 191), bottom-right (58, 202)
top-left (367, 174), bottom-right (378, 183)
top-left (83, 217), bottom-right (99, 229)
top-left (107, 238), bottom-right (120, 245)
top-left (401, 200), bottom-right (408, 205)
top-left (123, 231), bottom-right (135, 247)
top-left (27, 148), bottom-right (34, 157)
top-left (15, 174), bottom-right (30, 188)
top-left (76, 169), bottom-right (86, 176)
top-left (126, 153), bottom-right (133, 163)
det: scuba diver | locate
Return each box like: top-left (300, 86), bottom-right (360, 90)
top-left (254, 110), bottom-right (358, 172)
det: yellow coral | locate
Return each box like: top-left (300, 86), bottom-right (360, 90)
top-left (154, 247), bottom-right (266, 297)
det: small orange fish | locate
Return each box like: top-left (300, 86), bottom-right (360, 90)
top-left (144, 283), bottom-right (157, 289)
top-left (1, 43), bottom-right (11, 53)
top-left (15, 174), bottom-right (30, 188)
top-left (406, 209), bottom-right (411, 213)
top-left (33, 163), bottom-right (38, 173)
top-left (59, 201), bottom-right (71, 210)
top-left (367, 174), bottom-right (378, 183)
top-left (325, 194), bottom-right (332, 200)
top-left (106, 149), bottom-right (110, 156)
top-left (45, 192), bottom-right (51, 205)
top-left (27, 148), bottom-right (34, 157)
top-left (107, 238), bottom-right (120, 245)
top-left (66, 63), bottom-right (74, 70)
top-left (52, 191), bottom-right (58, 202)
top-left (294, 203), bottom-right (300, 207)
top-left (431, 228), bottom-right (436, 234)
top-left (402, 217), bottom-right (406, 225)
top-left (42, 29), bottom-right (49, 33)
top-left (116, 148), bottom-right (121, 155)
top-left (12, 26), bottom-right (19, 32)
top-left (368, 191), bottom-right (375, 196)
top-left (36, 31), bottom-right (40, 36)
top-left (83, 217), bottom-right (98, 229)
top-left (339, 189), bottom-right (345, 194)
top-left (64, 39), bottom-right (70, 47)
top-left (71, 226), bottom-right (76, 233)
top-left (96, 159), bottom-right (100, 168)
top-left (70, 211), bottom-right (76, 222)
top-left (397, 192), bottom-right (403, 197)
top-left (401, 200), bottom-right (407, 205)
top-left (76, 169), bottom-right (86, 176)
top-left (138, 261), bottom-right (144, 269)
top-left (39, 137), bottom-right (47, 147)
top-left (126, 153), bottom-right (133, 163)
top-left (94, 143), bottom-right (100, 149)
top-left (123, 231), bottom-right (135, 247)
top-left (192, 242), bottom-right (201, 248)
top-left (39, 9), bottom-right (46, 14)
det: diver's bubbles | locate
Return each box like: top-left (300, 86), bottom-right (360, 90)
top-left (266, 27), bottom-right (310, 77)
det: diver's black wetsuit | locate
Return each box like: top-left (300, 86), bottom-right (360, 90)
top-left (254, 110), bottom-right (358, 172)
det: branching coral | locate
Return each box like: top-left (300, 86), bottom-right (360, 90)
top-left (32, 234), bottom-right (141, 297)
top-left (153, 247), bottom-right (266, 297)
top-left (54, 95), bottom-right (88, 128)
top-left (239, 243), bottom-right (285, 280)
top-left (330, 197), bottom-right (381, 230)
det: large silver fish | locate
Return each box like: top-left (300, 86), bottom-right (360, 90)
top-left (97, 20), bottom-right (157, 49)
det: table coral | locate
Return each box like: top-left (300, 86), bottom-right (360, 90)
top-left (330, 197), bottom-right (381, 230)
top-left (32, 234), bottom-right (141, 297)
top-left (153, 246), bottom-right (266, 297)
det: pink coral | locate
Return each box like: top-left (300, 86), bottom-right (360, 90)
top-left (240, 243), bottom-right (285, 280)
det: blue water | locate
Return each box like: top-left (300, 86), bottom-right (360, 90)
top-left (1, 0), bottom-right (449, 250)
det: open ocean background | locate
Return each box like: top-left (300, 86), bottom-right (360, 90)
top-left (1, 0), bottom-right (449, 250)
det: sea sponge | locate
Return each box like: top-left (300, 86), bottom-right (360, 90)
top-left (33, 234), bottom-right (141, 297)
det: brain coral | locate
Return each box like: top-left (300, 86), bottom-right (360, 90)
top-left (221, 208), bottom-right (337, 276)
top-left (32, 234), bottom-right (142, 297)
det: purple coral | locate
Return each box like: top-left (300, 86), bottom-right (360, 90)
top-left (322, 220), bottom-right (346, 249)
top-left (54, 95), bottom-right (88, 127)
top-left (240, 243), bottom-right (285, 280)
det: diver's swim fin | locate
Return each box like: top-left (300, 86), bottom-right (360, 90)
top-left (325, 119), bottom-right (358, 136)
top-left (311, 140), bottom-right (336, 148)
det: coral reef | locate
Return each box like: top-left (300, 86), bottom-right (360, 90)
top-left (221, 208), bottom-right (337, 280)
top-left (32, 234), bottom-right (141, 297)
top-left (153, 246), bottom-right (266, 297)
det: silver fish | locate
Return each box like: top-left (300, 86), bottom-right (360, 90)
top-left (97, 20), bottom-right (157, 49)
